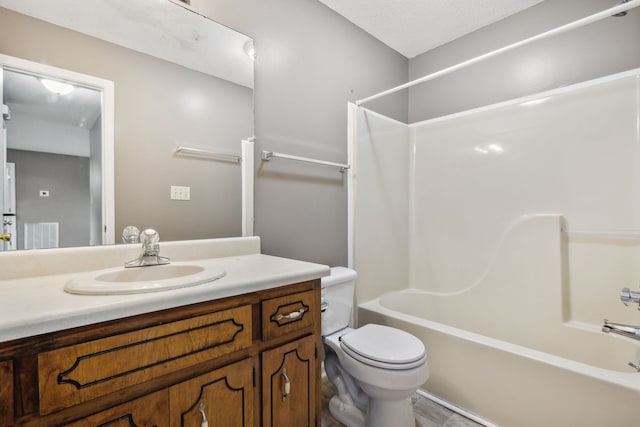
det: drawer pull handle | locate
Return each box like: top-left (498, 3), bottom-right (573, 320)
top-left (282, 367), bottom-right (291, 400)
top-left (199, 402), bottom-right (209, 427)
top-left (275, 308), bottom-right (306, 321)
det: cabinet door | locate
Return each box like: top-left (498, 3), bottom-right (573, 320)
top-left (169, 358), bottom-right (255, 427)
top-left (262, 335), bottom-right (317, 427)
top-left (0, 359), bottom-right (13, 425)
top-left (63, 389), bottom-right (169, 427)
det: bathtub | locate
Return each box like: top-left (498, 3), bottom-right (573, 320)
top-left (359, 289), bottom-right (640, 427)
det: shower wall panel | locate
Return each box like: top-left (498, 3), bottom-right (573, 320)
top-left (352, 107), bottom-right (411, 304)
top-left (409, 71), bottom-right (640, 323)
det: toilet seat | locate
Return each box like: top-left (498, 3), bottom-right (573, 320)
top-left (339, 324), bottom-right (426, 370)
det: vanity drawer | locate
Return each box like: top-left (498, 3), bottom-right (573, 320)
top-left (262, 290), bottom-right (315, 341)
top-left (38, 304), bottom-right (252, 415)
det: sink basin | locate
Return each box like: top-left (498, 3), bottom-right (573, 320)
top-left (64, 262), bottom-right (226, 295)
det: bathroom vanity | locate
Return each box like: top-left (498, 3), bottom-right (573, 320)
top-left (0, 237), bottom-right (329, 426)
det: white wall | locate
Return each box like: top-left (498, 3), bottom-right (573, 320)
top-left (411, 73), bottom-right (639, 295)
top-left (351, 106), bottom-right (410, 303)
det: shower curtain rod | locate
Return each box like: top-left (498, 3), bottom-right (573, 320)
top-left (355, 0), bottom-right (640, 106)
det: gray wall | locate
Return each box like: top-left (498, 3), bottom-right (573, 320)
top-left (8, 149), bottom-right (90, 249)
top-left (408, 0), bottom-right (640, 122)
top-left (191, 0), bottom-right (408, 267)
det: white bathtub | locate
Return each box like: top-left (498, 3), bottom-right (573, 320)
top-left (359, 289), bottom-right (640, 427)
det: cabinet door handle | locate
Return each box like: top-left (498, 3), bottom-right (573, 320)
top-left (321, 299), bottom-right (329, 312)
top-left (281, 367), bottom-right (291, 400)
top-left (275, 307), bottom-right (306, 321)
top-left (198, 402), bottom-right (209, 427)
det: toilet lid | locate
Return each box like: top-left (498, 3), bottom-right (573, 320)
top-left (339, 324), bottom-right (426, 369)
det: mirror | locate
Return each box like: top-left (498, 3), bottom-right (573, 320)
top-left (0, 0), bottom-right (254, 250)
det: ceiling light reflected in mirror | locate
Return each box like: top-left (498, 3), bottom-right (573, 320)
top-left (40, 79), bottom-right (75, 95)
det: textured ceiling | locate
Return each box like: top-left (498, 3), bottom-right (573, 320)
top-left (318, 0), bottom-right (544, 58)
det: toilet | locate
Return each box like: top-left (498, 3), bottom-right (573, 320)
top-left (321, 267), bottom-right (429, 427)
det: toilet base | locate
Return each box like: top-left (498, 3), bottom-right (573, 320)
top-left (329, 395), bottom-right (366, 427)
top-left (329, 394), bottom-right (416, 427)
top-left (366, 396), bottom-right (415, 427)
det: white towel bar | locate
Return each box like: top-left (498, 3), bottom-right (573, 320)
top-left (261, 150), bottom-right (350, 172)
top-left (175, 146), bottom-right (241, 163)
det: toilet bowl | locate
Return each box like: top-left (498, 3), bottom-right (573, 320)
top-left (321, 267), bottom-right (429, 427)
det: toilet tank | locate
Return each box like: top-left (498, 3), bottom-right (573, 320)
top-left (321, 267), bottom-right (357, 336)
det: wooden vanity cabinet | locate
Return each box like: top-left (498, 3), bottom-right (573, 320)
top-left (62, 389), bottom-right (169, 427)
top-left (261, 290), bottom-right (319, 427)
top-left (262, 335), bottom-right (317, 427)
top-left (0, 359), bottom-right (14, 424)
top-left (0, 279), bottom-right (322, 427)
top-left (169, 357), bottom-right (256, 427)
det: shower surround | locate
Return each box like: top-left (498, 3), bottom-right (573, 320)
top-left (349, 69), bottom-right (640, 426)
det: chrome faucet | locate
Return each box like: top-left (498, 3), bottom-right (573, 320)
top-left (620, 287), bottom-right (640, 310)
top-left (602, 319), bottom-right (640, 341)
top-left (124, 228), bottom-right (170, 268)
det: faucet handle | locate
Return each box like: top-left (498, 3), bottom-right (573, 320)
top-left (621, 288), bottom-right (630, 306)
top-left (620, 287), bottom-right (640, 309)
top-left (140, 228), bottom-right (160, 245)
top-left (140, 229), bottom-right (162, 257)
top-left (122, 226), bottom-right (140, 244)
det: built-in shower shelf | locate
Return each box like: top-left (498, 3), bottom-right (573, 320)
top-left (564, 229), bottom-right (640, 240)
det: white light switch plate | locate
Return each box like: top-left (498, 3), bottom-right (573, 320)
top-left (170, 185), bottom-right (190, 201)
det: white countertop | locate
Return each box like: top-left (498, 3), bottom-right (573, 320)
top-left (0, 238), bottom-right (330, 343)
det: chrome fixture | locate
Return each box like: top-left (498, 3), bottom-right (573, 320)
top-left (261, 150), bottom-right (350, 173)
top-left (124, 228), bottom-right (170, 268)
top-left (620, 287), bottom-right (640, 309)
top-left (121, 225), bottom-right (140, 244)
top-left (628, 361), bottom-right (640, 372)
top-left (602, 319), bottom-right (640, 340)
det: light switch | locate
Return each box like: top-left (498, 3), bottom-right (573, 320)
top-left (170, 185), bottom-right (190, 201)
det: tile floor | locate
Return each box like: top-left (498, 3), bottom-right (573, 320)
top-left (321, 376), bottom-right (485, 427)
